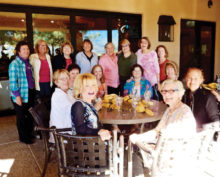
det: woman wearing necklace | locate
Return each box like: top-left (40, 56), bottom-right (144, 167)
top-left (71, 73), bottom-right (111, 141)
top-left (76, 39), bottom-right (98, 74)
top-left (130, 79), bottom-right (196, 171)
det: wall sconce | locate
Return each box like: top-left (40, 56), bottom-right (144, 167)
top-left (208, 0), bottom-right (213, 8)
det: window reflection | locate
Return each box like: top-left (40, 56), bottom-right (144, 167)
top-left (0, 12), bottom-right (26, 78)
top-left (32, 14), bottom-right (70, 56)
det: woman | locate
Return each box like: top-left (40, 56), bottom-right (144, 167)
top-left (9, 41), bottom-right (35, 144)
top-left (52, 41), bottom-right (75, 71)
top-left (118, 39), bottom-right (137, 95)
top-left (99, 42), bottom-right (119, 94)
top-left (91, 65), bottom-right (107, 98)
top-left (76, 39), bottom-right (98, 73)
top-left (155, 45), bottom-right (169, 82)
top-left (124, 64), bottom-right (153, 99)
top-left (136, 37), bottom-right (160, 86)
top-left (50, 69), bottom-right (75, 142)
top-left (71, 73), bottom-right (111, 141)
top-left (130, 79), bottom-right (196, 169)
top-left (30, 39), bottom-right (53, 98)
top-left (183, 67), bottom-right (219, 130)
top-left (67, 63), bottom-right (81, 92)
top-left (165, 60), bottom-right (179, 80)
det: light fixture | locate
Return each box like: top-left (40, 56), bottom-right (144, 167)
top-left (208, 0), bottom-right (213, 8)
top-left (50, 20), bottom-right (54, 24)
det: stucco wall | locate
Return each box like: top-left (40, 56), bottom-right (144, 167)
top-left (1, 0), bottom-right (219, 77)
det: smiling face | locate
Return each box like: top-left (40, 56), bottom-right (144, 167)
top-left (38, 41), bottom-right (47, 55)
top-left (93, 66), bottom-right (103, 81)
top-left (122, 43), bottom-right (130, 54)
top-left (63, 45), bottom-right (72, 56)
top-left (166, 65), bottom-right (177, 80)
top-left (18, 45), bottom-right (30, 59)
top-left (140, 38), bottom-right (149, 51)
top-left (55, 73), bottom-right (70, 92)
top-left (105, 43), bottom-right (115, 57)
top-left (83, 42), bottom-right (92, 52)
top-left (132, 66), bottom-right (142, 79)
top-left (69, 68), bottom-right (80, 82)
top-left (81, 79), bottom-right (98, 101)
top-left (186, 70), bottom-right (203, 92)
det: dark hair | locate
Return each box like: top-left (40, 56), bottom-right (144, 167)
top-left (67, 63), bottom-right (81, 73)
top-left (15, 41), bottom-right (29, 56)
top-left (155, 45), bottom-right (169, 58)
top-left (138, 36), bottom-right (151, 49)
top-left (82, 39), bottom-right (93, 51)
top-left (131, 64), bottom-right (144, 77)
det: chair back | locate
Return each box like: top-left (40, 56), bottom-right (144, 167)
top-left (53, 131), bottom-right (113, 176)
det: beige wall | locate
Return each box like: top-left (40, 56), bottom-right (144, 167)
top-left (1, 0), bottom-right (220, 77)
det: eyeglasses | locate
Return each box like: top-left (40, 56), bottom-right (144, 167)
top-left (161, 89), bottom-right (178, 94)
top-left (122, 44), bottom-right (129, 48)
top-left (58, 77), bottom-right (68, 81)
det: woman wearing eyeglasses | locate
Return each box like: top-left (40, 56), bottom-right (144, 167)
top-left (130, 79), bottom-right (196, 171)
top-left (183, 67), bottom-right (219, 130)
top-left (118, 39), bottom-right (137, 95)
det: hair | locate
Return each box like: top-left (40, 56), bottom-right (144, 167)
top-left (104, 42), bottom-right (115, 49)
top-left (82, 39), bottom-right (93, 51)
top-left (67, 63), bottom-right (81, 73)
top-left (53, 69), bottom-right (70, 84)
top-left (120, 39), bottom-right (130, 46)
top-left (155, 45), bottom-right (169, 58)
top-left (34, 39), bottom-right (49, 54)
top-left (15, 41), bottom-right (29, 56)
top-left (159, 79), bottom-right (185, 99)
top-left (91, 64), bottom-right (105, 84)
top-left (130, 64), bottom-right (144, 77)
top-left (185, 67), bottom-right (205, 82)
top-left (73, 73), bottom-right (98, 99)
top-left (165, 60), bottom-right (179, 78)
top-left (138, 36), bottom-right (151, 49)
top-left (61, 41), bottom-right (74, 54)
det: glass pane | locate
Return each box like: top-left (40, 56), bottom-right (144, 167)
top-left (32, 14), bottom-right (70, 56)
top-left (0, 12), bottom-right (26, 78)
top-left (111, 18), bottom-right (140, 53)
top-left (76, 16), bottom-right (107, 56)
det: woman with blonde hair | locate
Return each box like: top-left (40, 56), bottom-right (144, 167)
top-left (30, 39), bottom-right (53, 98)
top-left (71, 73), bottom-right (111, 141)
top-left (52, 41), bottom-right (75, 71)
top-left (164, 60), bottom-right (179, 80)
top-left (118, 39), bottom-right (137, 95)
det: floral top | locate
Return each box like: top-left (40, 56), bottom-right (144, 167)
top-left (123, 78), bottom-right (153, 99)
top-left (97, 83), bottom-right (107, 98)
top-left (136, 49), bottom-right (160, 86)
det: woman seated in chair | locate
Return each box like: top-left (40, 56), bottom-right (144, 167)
top-left (49, 69), bottom-right (75, 141)
top-left (71, 73), bottom-right (111, 141)
top-left (130, 79), bottom-right (196, 169)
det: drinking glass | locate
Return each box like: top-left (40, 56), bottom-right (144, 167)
top-left (144, 90), bottom-right (152, 102)
top-left (132, 96), bottom-right (139, 117)
top-left (115, 96), bottom-right (123, 112)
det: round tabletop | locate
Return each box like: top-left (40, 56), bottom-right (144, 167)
top-left (99, 100), bottom-right (167, 125)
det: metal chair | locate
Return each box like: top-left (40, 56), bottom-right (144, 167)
top-left (53, 129), bottom-right (123, 177)
top-left (29, 101), bottom-right (71, 177)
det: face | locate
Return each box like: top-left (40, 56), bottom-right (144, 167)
top-left (106, 43), bottom-right (115, 56)
top-left (161, 83), bottom-right (180, 107)
top-left (132, 67), bottom-right (142, 79)
top-left (38, 42), bottom-right (47, 55)
top-left (18, 45), bottom-right (30, 59)
top-left (140, 39), bottom-right (148, 50)
top-left (157, 47), bottom-right (166, 59)
top-left (83, 42), bottom-right (92, 52)
top-left (93, 66), bottom-right (103, 80)
top-left (63, 45), bottom-right (72, 56)
top-left (69, 69), bottom-right (79, 82)
top-left (121, 43), bottom-right (130, 53)
top-left (166, 65), bottom-right (176, 80)
top-left (81, 80), bottom-right (97, 101)
top-left (186, 70), bottom-right (203, 92)
top-left (55, 73), bottom-right (69, 92)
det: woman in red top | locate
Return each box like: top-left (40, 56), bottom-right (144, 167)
top-left (155, 45), bottom-right (169, 82)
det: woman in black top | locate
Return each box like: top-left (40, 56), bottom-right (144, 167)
top-left (71, 73), bottom-right (111, 141)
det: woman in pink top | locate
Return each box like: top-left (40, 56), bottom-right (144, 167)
top-left (136, 37), bottom-right (160, 86)
top-left (30, 39), bottom-right (53, 98)
top-left (99, 42), bottom-right (119, 94)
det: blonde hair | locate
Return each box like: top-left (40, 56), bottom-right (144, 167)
top-left (120, 39), bottom-right (130, 46)
top-left (53, 69), bottom-right (70, 84)
top-left (34, 39), bottom-right (49, 54)
top-left (165, 60), bottom-right (179, 78)
top-left (159, 79), bottom-right (185, 99)
top-left (73, 73), bottom-right (98, 99)
top-left (61, 41), bottom-right (74, 54)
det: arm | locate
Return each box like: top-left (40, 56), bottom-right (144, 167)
top-left (71, 102), bottom-right (99, 135)
top-left (206, 93), bottom-right (220, 122)
top-left (123, 81), bottom-right (132, 96)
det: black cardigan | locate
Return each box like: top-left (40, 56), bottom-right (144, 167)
top-left (52, 54), bottom-right (75, 72)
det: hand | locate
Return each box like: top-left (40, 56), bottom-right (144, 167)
top-left (94, 100), bottom-right (102, 111)
top-left (98, 129), bottom-right (112, 141)
top-left (16, 96), bottom-right (22, 106)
